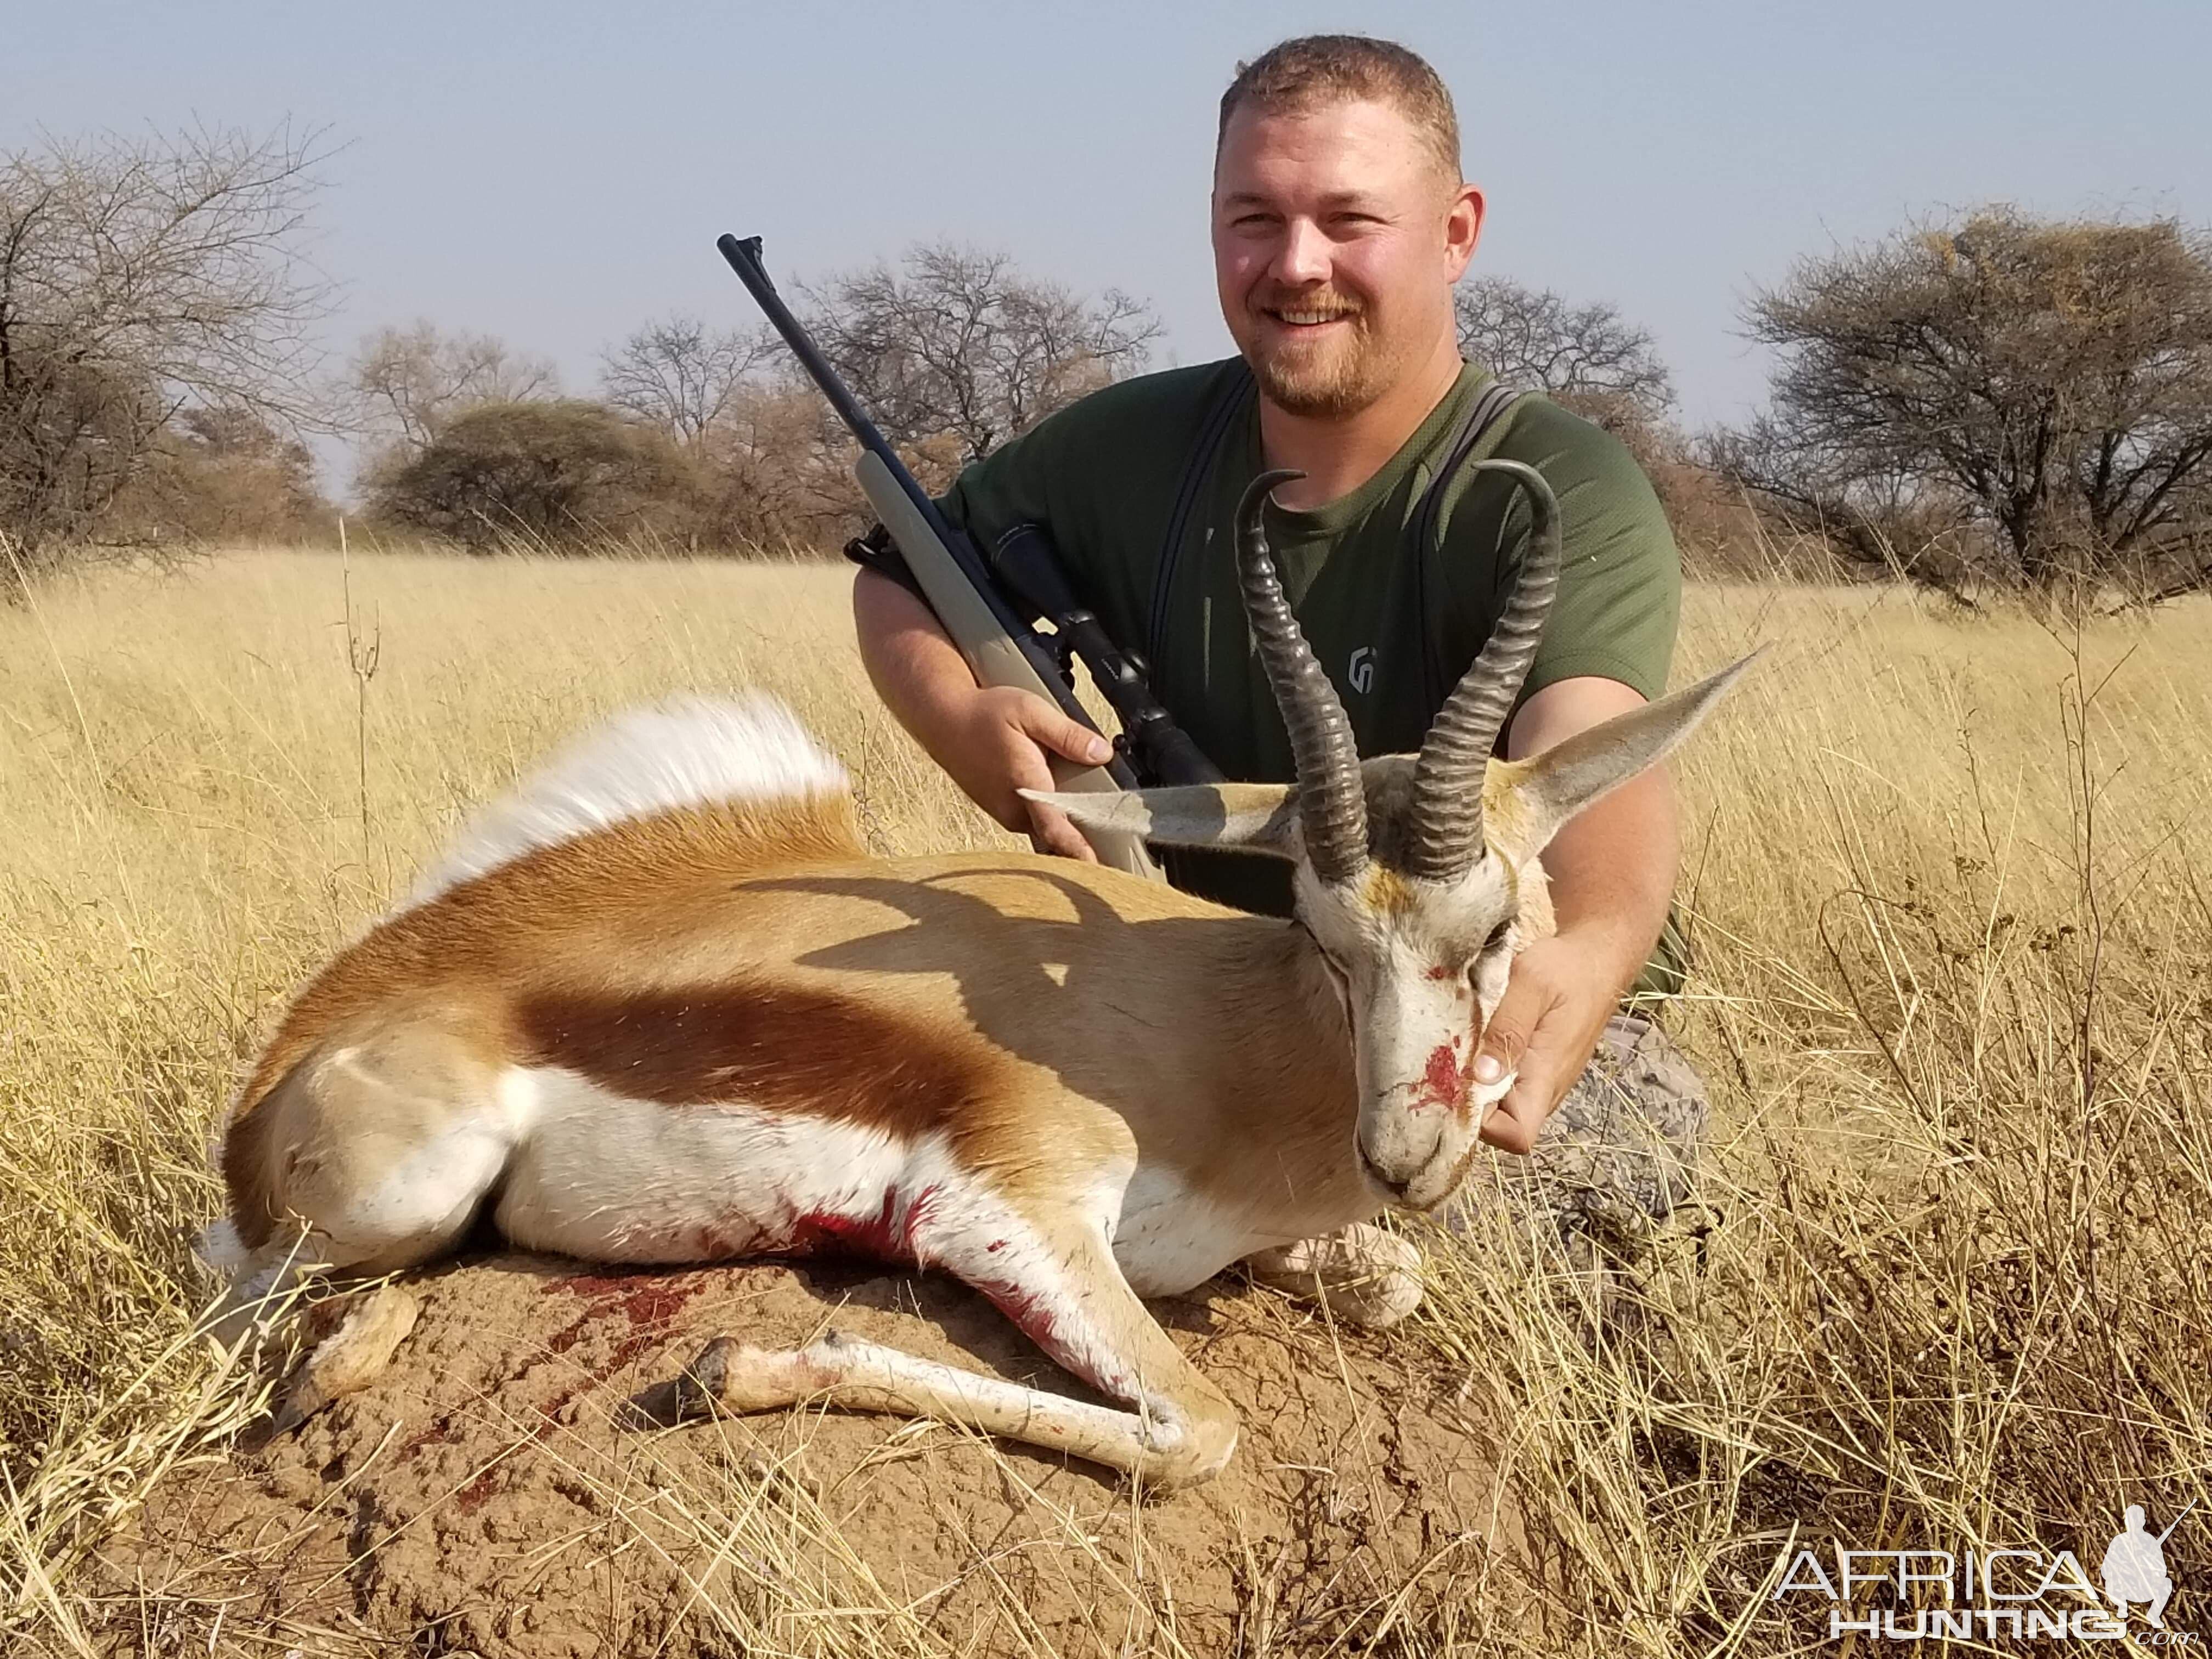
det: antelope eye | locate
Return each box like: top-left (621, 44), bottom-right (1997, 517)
top-left (1464, 923), bottom-right (1514, 986)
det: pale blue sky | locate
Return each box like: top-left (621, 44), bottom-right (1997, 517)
top-left (13, 0), bottom-right (2210, 482)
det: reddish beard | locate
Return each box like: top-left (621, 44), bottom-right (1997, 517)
top-left (1242, 288), bottom-right (1398, 419)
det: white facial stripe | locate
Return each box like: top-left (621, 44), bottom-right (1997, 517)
top-left (1288, 850), bottom-right (1526, 1207)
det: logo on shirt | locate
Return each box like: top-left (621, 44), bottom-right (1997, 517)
top-left (1347, 646), bottom-right (1376, 695)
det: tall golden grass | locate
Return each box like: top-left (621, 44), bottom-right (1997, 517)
top-left (1, 544), bottom-right (2207, 1652)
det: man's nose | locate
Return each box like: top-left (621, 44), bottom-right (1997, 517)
top-left (1271, 218), bottom-right (1330, 287)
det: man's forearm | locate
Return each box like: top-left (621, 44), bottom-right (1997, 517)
top-left (1477, 687), bottom-right (1685, 1146)
top-left (852, 567), bottom-right (981, 753)
top-left (1537, 767), bottom-right (1679, 988)
top-left (851, 568), bottom-right (1111, 854)
top-left (1506, 677), bottom-right (1681, 994)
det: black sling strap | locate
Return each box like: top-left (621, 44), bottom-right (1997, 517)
top-left (1145, 365), bottom-right (1255, 671)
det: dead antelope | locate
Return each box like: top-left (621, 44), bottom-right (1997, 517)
top-left (203, 463), bottom-right (1752, 1489)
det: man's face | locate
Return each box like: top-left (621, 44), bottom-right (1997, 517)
top-left (1213, 97), bottom-right (1482, 420)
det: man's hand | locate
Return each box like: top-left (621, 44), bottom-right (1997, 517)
top-left (945, 686), bottom-right (1112, 861)
top-left (1475, 674), bottom-right (1684, 1155)
top-left (853, 569), bottom-right (1111, 862)
top-left (1471, 930), bottom-right (1624, 1154)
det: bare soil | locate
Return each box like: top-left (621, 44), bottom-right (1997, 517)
top-left (93, 1252), bottom-right (1521, 1657)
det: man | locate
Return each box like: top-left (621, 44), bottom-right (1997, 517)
top-left (850, 35), bottom-right (1707, 1266)
top-left (2102, 1506), bottom-right (2177, 1628)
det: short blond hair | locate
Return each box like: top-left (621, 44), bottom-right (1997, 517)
top-left (1217, 35), bottom-right (1462, 188)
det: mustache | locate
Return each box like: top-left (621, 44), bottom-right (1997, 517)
top-left (1252, 288), bottom-right (1364, 319)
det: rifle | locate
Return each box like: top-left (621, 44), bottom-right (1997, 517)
top-left (716, 233), bottom-right (1221, 881)
top-left (2155, 1498), bottom-right (2198, 1545)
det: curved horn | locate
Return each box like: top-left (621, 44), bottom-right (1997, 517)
top-left (1234, 469), bottom-right (1369, 885)
top-left (1405, 459), bottom-right (1564, 883)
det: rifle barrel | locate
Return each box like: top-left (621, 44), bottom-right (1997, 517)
top-left (716, 233), bottom-right (1005, 619)
top-left (2156, 1497), bottom-right (2198, 1544)
top-left (716, 233), bottom-right (1149, 797)
top-left (717, 232), bottom-right (1222, 807)
top-left (716, 235), bottom-right (890, 459)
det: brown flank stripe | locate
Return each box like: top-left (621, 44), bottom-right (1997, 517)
top-left (516, 978), bottom-right (1009, 1148)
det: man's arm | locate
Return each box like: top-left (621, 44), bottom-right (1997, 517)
top-left (1471, 674), bottom-right (1680, 1155)
top-left (852, 568), bottom-right (1109, 860)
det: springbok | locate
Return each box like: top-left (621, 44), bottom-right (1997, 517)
top-left (204, 463), bottom-right (1752, 1489)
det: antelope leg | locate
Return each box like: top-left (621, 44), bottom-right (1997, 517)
top-left (274, 1284), bottom-right (421, 1431)
top-left (1242, 1223), bottom-right (1424, 1328)
top-left (637, 1224), bottom-right (1240, 1489)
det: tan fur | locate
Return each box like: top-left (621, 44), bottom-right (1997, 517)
top-left (1480, 765), bottom-right (1551, 936)
top-left (1361, 862), bottom-right (1417, 913)
top-left (229, 1001), bottom-right (511, 1250)
top-left (512, 978), bottom-right (1021, 1160)
top-left (226, 792), bottom-right (870, 1241)
top-left (232, 793), bottom-right (868, 1114)
top-left (223, 787), bottom-right (1362, 1250)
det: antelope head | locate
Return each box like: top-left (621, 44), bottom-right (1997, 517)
top-left (1033, 463), bottom-right (1755, 1212)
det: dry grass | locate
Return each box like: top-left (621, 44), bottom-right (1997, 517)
top-left (1, 544), bottom-right (2208, 1653)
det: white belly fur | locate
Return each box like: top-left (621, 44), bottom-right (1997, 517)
top-left (492, 1066), bottom-right (1289, 1300)
top-left (490, 1065), bottom-right (1187, 1400)
top-left (497, 1066), bottom-right (954, 1263)
top-left (1112, 1165), bottom-right (1304, 1296)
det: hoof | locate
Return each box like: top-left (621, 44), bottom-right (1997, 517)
top-left (627, 1336), bottom-right (802, 1428)
top-left (273, 1284), bottom-right (419, 1432)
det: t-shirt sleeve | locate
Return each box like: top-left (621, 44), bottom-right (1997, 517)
top-left (927, 364), bottom-right (1230, 650)
top-left (853, 361), bottom-right (1237, 654)
top-left (939, 435), bottom-right (1039, 541)
top-left (1460, 410), bottom-right (1681, 711)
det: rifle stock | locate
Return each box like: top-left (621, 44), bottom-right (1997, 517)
top-left (853, 452), bottom-right (1155, 805)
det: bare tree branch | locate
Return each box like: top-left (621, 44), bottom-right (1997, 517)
top-left (1454, 276), bottom-right (1675, 413)
top-left (0, 122), bottom-right (337, 570)
top-left (597, 317), bottom-right (772, 447)
top-left (800, 242), bottom-right (1160, 466)
top-left (343, 320), bottom-right (559, 458)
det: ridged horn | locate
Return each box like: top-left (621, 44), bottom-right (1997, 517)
top-left (1405, 459), bottom-right (1564, 882)
top-left (1234, 469), bottom-right (1369, 885)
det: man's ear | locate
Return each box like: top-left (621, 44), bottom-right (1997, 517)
top-left (1019, 782), bottom-right (1301, 859)
top-left (1503, 652), bottom-right (1762, 856)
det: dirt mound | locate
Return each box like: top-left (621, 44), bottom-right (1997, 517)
top-left (97, 1253), bottom-right (1521, 1657)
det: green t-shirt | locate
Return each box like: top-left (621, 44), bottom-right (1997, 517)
top-left (938, 357), bottom-right (1689, 999)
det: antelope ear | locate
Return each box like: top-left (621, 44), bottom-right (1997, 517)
top-left (1503, 651), bottom-right (1762, 856)
top-left (1019, 783), bottom-right (1301, 859)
